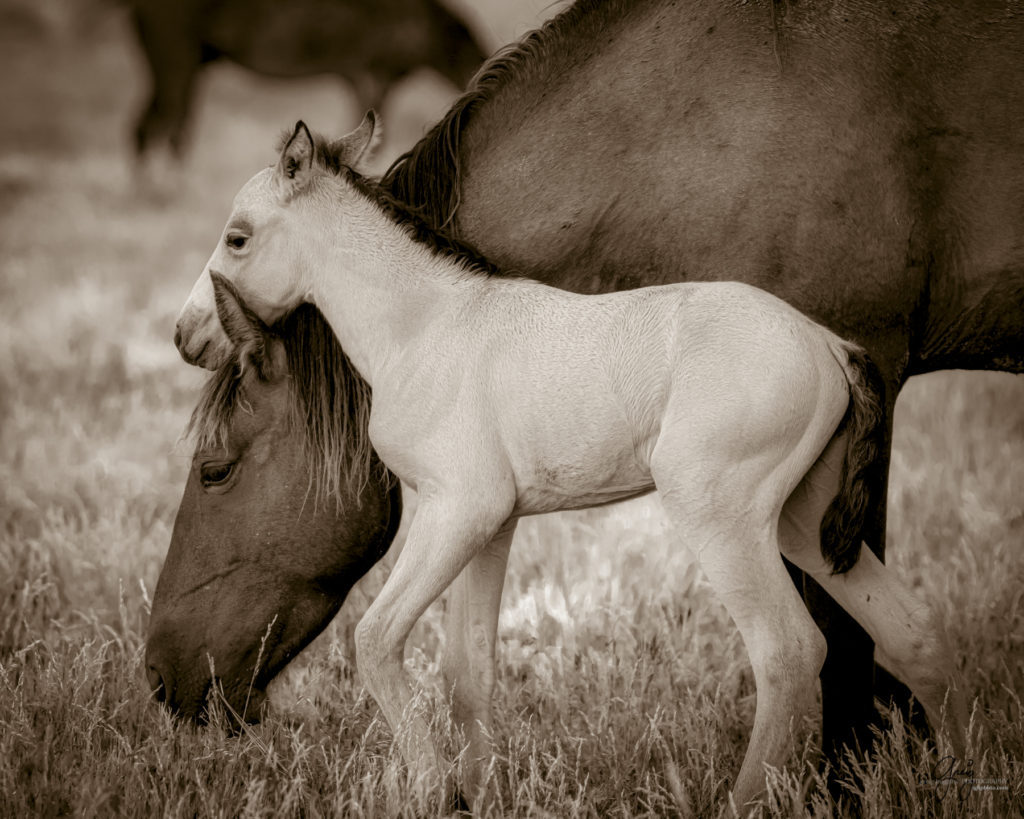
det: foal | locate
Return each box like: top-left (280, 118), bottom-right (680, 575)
top-left (175, 116), bottom-right (966, 810)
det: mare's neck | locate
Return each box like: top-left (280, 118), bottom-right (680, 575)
top-left (307, 190), bottom-right (476, 385)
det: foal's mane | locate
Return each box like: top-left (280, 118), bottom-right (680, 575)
top-left (339, 159), bottom-right (504, 277)
top-left (189, 303), bottom-right (384, 509)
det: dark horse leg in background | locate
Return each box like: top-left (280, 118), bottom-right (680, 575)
top-left (131, 5), bottom-right (204, 158)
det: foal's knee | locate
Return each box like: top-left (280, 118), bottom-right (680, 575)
top-left (799, 624), bottom-right (828, 681)
top-left (754, 622), bottom-right (827, 708)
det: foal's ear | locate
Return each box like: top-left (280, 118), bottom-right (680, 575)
top-left (276, 121), bottom-right (316, 197)
top-left (330, 110), bottom-right (381, 171)
top-left (210, 272), bottom-right (271, 378)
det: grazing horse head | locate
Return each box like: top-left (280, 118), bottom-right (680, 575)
top-left (149, 297), bottom-right (398, 721)
top-left (174, 114), bottom-right (380, 371)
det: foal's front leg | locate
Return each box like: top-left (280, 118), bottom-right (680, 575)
top-left (442, 518), bottom-right (516, 806)
top-left (353, 496), bottom-right (510, 802)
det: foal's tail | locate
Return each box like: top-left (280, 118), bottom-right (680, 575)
top-left (820, 343), bottom-right (887, 574)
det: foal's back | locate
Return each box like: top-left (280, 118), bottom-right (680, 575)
top-left (457, 279), bottom-right (849, 516)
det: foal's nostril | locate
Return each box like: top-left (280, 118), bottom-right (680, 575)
top-left (147, 663), bottom-right (167, 703)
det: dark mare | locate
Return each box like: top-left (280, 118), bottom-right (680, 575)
top-left (129, 0), bottom-right (487, 158)
top-left (149, 0), bottom-right (1024, 790)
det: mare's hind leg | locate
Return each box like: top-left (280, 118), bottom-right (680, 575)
top-left (652, 462), bottom-right (827, 809)
top-left (779, 435), bottom-right (968, 756)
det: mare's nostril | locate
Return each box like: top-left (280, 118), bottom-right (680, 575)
top-left (147, 663), bottom-right (167, 703)
top-left (173, 326), bottom-right (183, 350)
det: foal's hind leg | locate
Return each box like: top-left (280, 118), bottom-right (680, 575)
top-left (441, 518), bottom-right (516, 806)
top-left (779, 435), bottom-right (968, 757)
top-left (652, 461), bottom-right (827, 810)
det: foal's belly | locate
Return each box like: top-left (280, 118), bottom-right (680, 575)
top-left (513, 476), bottom-right (656, 516)
top-left (505, 411), bottom-right (657, 516)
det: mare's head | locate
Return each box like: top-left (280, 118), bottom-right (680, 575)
top-left (174, 113), bottom-right (380, 371)
top-left (148, 290), bottom-right (399, 721)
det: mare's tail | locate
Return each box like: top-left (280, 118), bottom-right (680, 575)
top-left (819, 343), bottom-right (887, 574)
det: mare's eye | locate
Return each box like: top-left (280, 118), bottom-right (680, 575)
top-left (226, 234), bottom-right (248, 250)
top-left (200, 462), bottom-right (235, 487)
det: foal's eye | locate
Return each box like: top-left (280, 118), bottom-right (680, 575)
top-left (200, 462), bottom-right (235, 487)
top-left (225, 234), bottom-right (248, 250)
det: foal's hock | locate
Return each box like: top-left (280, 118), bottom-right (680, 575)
top-left (174, 115), bottom-right (967, 811)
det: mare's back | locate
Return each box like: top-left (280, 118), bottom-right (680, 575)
top-left (455, 0), bottom-right (1024, 349)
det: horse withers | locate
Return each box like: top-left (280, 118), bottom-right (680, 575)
top-left (171, 116), bottom-right (969, 811)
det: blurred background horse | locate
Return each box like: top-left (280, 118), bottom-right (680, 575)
top-left (129, 0), bottom-right (489, 161)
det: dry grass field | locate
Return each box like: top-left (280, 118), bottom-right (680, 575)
top-left (1, 3), bottom-right (1022, 816)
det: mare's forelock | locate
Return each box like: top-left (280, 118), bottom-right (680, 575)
top-left (188, 304), bottom-right (386, 510)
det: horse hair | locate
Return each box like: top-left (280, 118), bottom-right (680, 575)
top-left (343, 165), bottom-right (505, 278)
top-left (188, 303), bottom-right (387, 510)
top-left (819, 348), bottom-right (886, 574)
top-left (381, 0), bottom-right (629, 233)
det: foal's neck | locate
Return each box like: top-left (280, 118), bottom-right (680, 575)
top-left (308, 185), bottom-right (481, 385)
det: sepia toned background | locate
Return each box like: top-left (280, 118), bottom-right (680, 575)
top-left (0, 0), bottom-right (1021, 815)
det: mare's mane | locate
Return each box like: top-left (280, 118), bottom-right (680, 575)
top-left (188, 303), bottom-right (384, 509)
top-left (381, 0), bottom-right (630, 230)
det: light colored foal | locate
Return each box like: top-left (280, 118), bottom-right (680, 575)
top-left (175, 115), bottom-right (967, 811)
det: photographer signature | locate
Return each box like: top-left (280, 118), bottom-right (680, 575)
top-left (919, 755), bottom-right (974, 802)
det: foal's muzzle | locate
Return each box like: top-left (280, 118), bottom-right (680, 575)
top-left (174, 311), bottom-right (228, 370)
